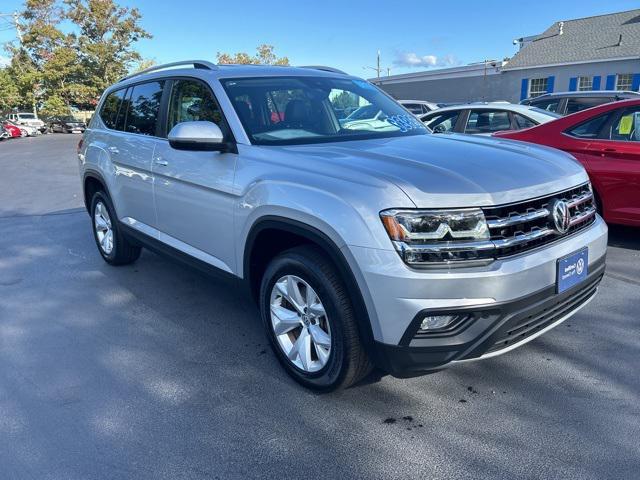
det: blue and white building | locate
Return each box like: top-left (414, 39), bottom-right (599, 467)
top-left (375, 9), bottom-right (640, 104)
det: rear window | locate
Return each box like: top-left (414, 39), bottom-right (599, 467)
top-left (100, 89), bottom-right (127, 130)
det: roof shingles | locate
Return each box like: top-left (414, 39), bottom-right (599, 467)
top-left (503, 9), bottom-right (640, 69)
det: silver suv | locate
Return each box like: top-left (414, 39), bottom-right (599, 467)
top-left (79, 61), bottom-right (608, 391)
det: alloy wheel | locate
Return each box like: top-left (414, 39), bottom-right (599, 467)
top-left (94, 201), bottom-right (114, 255)
top-left (269, 275), bottom-right (332, 372)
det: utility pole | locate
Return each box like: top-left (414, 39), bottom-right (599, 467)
top-left (0, 11), bottom-right (21, 43)
top-left (14, 11), bottom-right (22, 43)
top-left (377, 50), bottom-right (381, 80)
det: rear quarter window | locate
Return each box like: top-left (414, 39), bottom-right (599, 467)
top-left (99, 89), bottom-right (127, 130)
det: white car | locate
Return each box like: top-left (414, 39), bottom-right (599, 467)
top-left (399, 99), bottom-right (440, 116)
top-left (5, 120), bottom-right (40, 137)
top-left (421, 102), bottom-right (561, 135)
top-left (8, 112), bottom-right (46, 133)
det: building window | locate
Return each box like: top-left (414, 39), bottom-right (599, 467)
top-left (528, 77), bottom-right (548, 98)
top-left (616, 74), bottom-right (633, 91)
top-left (578, 76), bottom-right (593, 91)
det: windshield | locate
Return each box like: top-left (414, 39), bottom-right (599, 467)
top-left (221, 76), bottom-right (428, 145)
top-left (19, 113), bottom-right (36, 119)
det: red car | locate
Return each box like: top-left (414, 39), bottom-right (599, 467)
top-left (2, 121), bottom-right (23, 138)
top-left (495, 99), bottom-right (640, 227)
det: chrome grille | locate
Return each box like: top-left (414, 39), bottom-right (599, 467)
top-left (482, 183), bottom-right (596, 258)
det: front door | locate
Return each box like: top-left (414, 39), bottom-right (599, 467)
top-left (584, 106), bottom-right (640, 224)
top-left (152, 78), bottom-right (238, 274)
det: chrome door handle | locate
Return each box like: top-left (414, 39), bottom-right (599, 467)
top-left (154, 158), bottom-right (168, 166)
top-left (108, 146), bottom-right (119, 154)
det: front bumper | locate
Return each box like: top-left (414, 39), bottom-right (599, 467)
top-left (345, 215), bottom-right (608, 376)
top-left (373, 257), bottom-right (604, 376)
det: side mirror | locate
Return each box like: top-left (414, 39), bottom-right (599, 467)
top-left (168, 121), bottom-right (227, 151)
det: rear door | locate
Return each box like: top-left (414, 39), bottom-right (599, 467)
top-left (152, 77), bottom-right (238, 274)
top-left (108, 80), bottom-right (165, 233)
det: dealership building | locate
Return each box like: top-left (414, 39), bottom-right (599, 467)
top-left (375, 9), bottom-right (640, 104)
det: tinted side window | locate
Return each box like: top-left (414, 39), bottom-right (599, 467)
top-left (123, 81), bottom-right (164, 136)
top-left (566, 97), bottom-right (611, 115)
top-left (514, 113), bottom-right (537, 129)
top-left (167, 79), bottom-right (223, 132)
top-left (402, 104), bottom-right (421, 114)
top-left (465, 110), bottom-right (511, 134)
top-left (100, 89), bottom-right (126, 130)
top-left (530, 98), bottom-right (561, 113)
top-left (425, 111), bottom-right (460, 133)
top-left (567, 113), bottom-right (613, 139)
top-left (611, 109), bottom-right (640, 142)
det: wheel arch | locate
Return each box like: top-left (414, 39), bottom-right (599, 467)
top-left (82, 170), bottom-right (109, 213)
top-left (243, 216), bottom-right (378, 360)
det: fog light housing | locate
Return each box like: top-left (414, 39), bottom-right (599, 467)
top-left (419, 315), bottom-right (457, 331)
top-left (417, 314), bottom-right (470, 334)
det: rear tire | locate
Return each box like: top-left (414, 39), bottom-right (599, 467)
top-left (259, 246), bottom-right (372, 391)
top-left (90, 191), bottom-right (141, 265)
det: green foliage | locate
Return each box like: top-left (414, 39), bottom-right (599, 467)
top-left (3, 0), bottom-right (151, 113)
top-left (331, 90), bottom-right (358, 110)
top-left (217, 44), bottom-right (289, 66)
top-left (0, 68), bottom-right (21, 111)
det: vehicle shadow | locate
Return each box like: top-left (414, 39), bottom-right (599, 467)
top-left (607, 224), bottom-right (640, 250)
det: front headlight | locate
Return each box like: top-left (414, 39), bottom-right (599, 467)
top-left (380, 208), bottom-right (492, 265)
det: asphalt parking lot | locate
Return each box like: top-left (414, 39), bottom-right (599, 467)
top-left (1, 134), bottom-right (639, 480)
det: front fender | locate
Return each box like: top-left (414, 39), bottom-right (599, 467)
top-left (234, 179), bottom-right (402, 273)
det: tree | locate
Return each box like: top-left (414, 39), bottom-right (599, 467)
top-left (217, 44), bottom-right (289, 65)
top-left (0, 68), bottom-right (20, 111)
top-left (64, 0), bottom-right (152, 107)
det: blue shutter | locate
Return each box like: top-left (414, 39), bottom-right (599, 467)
top-left (520, 78), bottom-right (529, 100)
top-left (547, 76), bottom-right (555, 93)
top-left (592, 76), bottom-right (601, 90)
top-left (605, 74), bottom-right (616, 90)
top-left (568, 77), bottom-right (578, 91)
top-left (632, 74), bottom-right (640, 92)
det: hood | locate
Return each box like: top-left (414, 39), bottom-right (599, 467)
top-left (274, 133), bottom-right (588, 208)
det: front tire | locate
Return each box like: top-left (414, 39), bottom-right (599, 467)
top-left (260, 246), bottom-right (372, 391)
top-left (90, 191), bottom-right (141, 265)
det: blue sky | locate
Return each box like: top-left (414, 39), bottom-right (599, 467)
top-left (1, 0), bottom-right (639, 75)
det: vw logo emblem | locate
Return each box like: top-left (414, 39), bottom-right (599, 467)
top-left (576, 258), bottom-right (585, 275)
top-left (550, 199), bottom-right (571, 234)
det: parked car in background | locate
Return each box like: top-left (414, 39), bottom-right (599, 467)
top-left (48, 116), bottom-right (87, 133)
top-left (0, 125), bottom-right (11, 140)
top-left (1, 120), bottom-right (23, 138)
top-left (421, 103), bottom-right (560, 135)
top-left (399, 99), bottom-right (439, 115)
top-left (79, 61), bottom-right (606, 391)
top-left (6, 119), bottom-right (40, 136)
top-left (520, 91), bottom-right (640, 116)
top-left (494, 99), bottom-right (640, 227)
top-left (8, 112), bottom-right (46, 133)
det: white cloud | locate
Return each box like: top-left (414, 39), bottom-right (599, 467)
top-left (0, 55), bottom-right (10, 67)
top-left (393, 52), bottom-right (460, 69)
